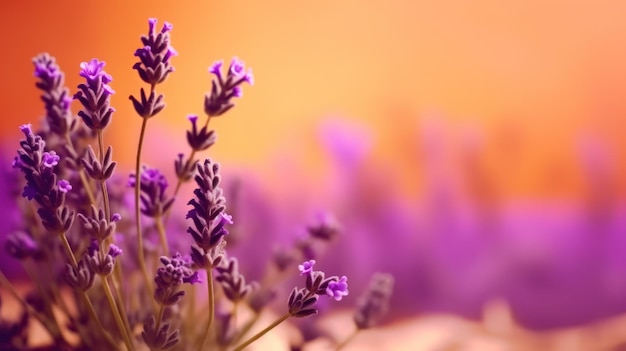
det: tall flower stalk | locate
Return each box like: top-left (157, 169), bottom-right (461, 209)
top-left (129, 18), bottom-right (175, 293)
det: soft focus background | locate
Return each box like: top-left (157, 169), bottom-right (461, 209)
top-left (2, 0), bottom-right (626, 349)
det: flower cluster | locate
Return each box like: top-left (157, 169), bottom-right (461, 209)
top-left (73, 59), bottom-right (115, 130)
top-left (0, 17), bottom-right (388, 351)
top-left (205, 57), bottom-right (253, 117)
top-left (14, 124), bottom-right (74, 234)
top-left (288, 260), bottom-right (349, 317)
top-left (187, 159), bottom-right (230, 269)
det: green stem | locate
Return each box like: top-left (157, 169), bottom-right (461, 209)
top-left (57, 234), bottom-right (119, 349)
top-left (134, 116), bottom-right (153, 297)
top-left (199, 268), bottom-right (215, 348)
top-left (155, 215), bottom-right (169, 257)
top-left (102, 276), bottom-right (135, 351)
top-left (96, 131), bottom-right (112, 232)
top-left (232, 312), bottom-right (292, 351)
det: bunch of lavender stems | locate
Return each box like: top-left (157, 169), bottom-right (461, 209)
top-left (0, 17), bottom-right (394, 351)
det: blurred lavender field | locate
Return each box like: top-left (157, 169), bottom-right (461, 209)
top-left (2, 111), bottom-right (625, 335)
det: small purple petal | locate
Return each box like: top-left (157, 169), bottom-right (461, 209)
top-left (22, 185), bottom-right (37, 200)
top-left (326, 276), bottom-right (349, 301)
top-left (58, 179), bottom-right (72, 193)
top-left (42, 151), bottom-right (60, 168)
top-left (298, 260), bottom-right (316, 275)
top-left (161, 21), bottom-right (173, 33)
top-left (229, 57), bottom-right (245, 77)
top-left (108, 244), bottom-right (123, 258)
top-left (111, 213), bottom-right (122, 222)
top-left (19, 124), bottom-right (33, 137)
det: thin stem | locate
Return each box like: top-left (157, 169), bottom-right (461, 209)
top-left (155, 215), bottom-right (169, 256)
top-left (102, 276), bottom-right (135, 351)
top-left (59, 233), bottom-right (118, 349)
top-left (78, 292), bottom-right (119, 349)
top-left (165, 115), bottom-right (213, 224)
top-left (134, 116), bottom-right (153, 296)
top-left (64, 134), bottom-right (97, 206)
top-left (199, 268), bottom-right (215, 349)
top-left (335, 329), bottom-right (359, 351)
top-left (96, 131), bottom-right (112, 234)
top-left (96, 130), bottom-right (132, 333)
top-left (59, 233), bottom-right (78, 268)
top-left (232, 312), bottom-right (292, 351)
top-left (154, 304), bottom-right (165, 337)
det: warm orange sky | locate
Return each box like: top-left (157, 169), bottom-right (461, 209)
top-left (1, 0), bottom-right (625, 197)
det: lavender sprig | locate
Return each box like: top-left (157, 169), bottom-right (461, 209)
top-left (33, 53), bottom-right (76, 136)
top-left (233, 261), bottom-right (348, 351)
top-left (143, 254), bottom-right (199, 351)
top-left (171, 58), bottom-right (254, 212)
top-left (130, 18), bottom-right (176, 298)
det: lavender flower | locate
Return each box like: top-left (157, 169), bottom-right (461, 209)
top-left (129, 165), bottom-right (174, 217)
top-left (77, 205), bottom-right (120, 241)
top-left (186, 114), bottom-right (217, 152)
top-left (85, 241), bottom-right (122, 276)
top-left (307, 212), bottom-right (341, 241)
top-left (15, 126), bottom-right (74, 234)
top-left (326, 276), bottom-right (349, 301)
top-left (288, 261), bottom-right (349, 317)
top-left (204, 57), bottom-right (253, 117)
top-left (216, 256), bottom-right (256, 302)
top-left (129, 18), bottom-right (173, 119)
top-left (298, 259), bottom-right (316, 275)
top-left (354, 273), bottom-right (394, 329)
top-left (133, 18), bottom-right (176, 86)
top-left (64, 258), bottom-right (95, 291)
top-left (186, 159), bottom-right (230, 268)
top-left (81, 145), bottom-right (117, 181)
top-left (153, 254), bottom-right (199, 306)
top-left (32, 53), bottom-right (76, 136)
top-left (73, 58), bottom-right (115, 130)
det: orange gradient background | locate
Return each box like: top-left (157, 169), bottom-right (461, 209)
top-left (1, 0), bottom-right (625, 198)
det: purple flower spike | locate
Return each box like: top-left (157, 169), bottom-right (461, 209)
top-left (32, 53), bottom-right (75, 136)
top-left (327, 276), bottom-right (349, 301)
top-left (74, 58), bottom-right (115, 131)
top-left (58, 179), bottom-right (72, 193)
top-left (129, 165), bottom-right (174, 217)
top-left (132, 18), bottom-right (175, 86)
top-left (298, 260), bottom-right (316, 276)
top-left (204, 57), bottom-right (253, 117)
